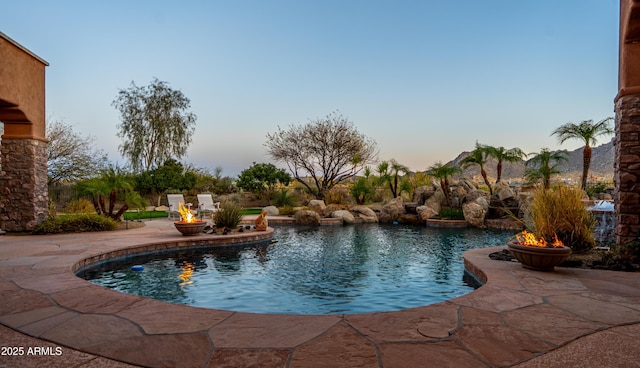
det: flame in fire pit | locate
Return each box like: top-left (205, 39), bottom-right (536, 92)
top-left (178, 202), bottom-right (195, 223)
top-left (511, 230), bottom-right (564, 248)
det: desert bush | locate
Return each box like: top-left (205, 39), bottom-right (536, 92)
top-left (32, 214), bottom-right (118, 234)
top-left (65, 198), bottom-right (95, 214)
top-left (272, 189), bottom-right (296, 207)
top-left (528, 186), bottom-right (596, 253)
top-left (324, 188), bottom-right (350, 205)
top-left (213, 201), bottom-right (243, 228)
top-left (278, 206), bottom-right (297, 216)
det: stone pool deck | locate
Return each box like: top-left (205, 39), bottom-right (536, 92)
top-left (0, 218), bottom-right (639, 368)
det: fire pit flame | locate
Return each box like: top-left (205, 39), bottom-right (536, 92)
top-left (178, 202), bottom-right (195, 223)
top-left (511, 230), bottom-right (564, 248)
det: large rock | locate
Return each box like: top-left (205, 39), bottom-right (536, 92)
top-left (308, 200), bottom-right (327, 215)
top-left (379, 197), bottom-right (406, 223)
top-left (331, 210), bottom-right (356, 224)
top-left (464, 189), bottom-right (489, 204)
top-left (351, 206), bottom-right (378, 223)
top-left (494, 182), bottom-right (515, 201)
top-left (413, 185), bottom-right (434, 205)
top-left (417, 205), bottom-right (438, 220)
top-left (475, 196), bottom-right (489, 211)
top-left (425, 189), bottom-right (445, 213)
top-left (294, 210), bottom-right (321, 226)
top-left (463, 201), bottom-right (487, 228)
top-left (262, 206), bottom-right (279, 216)
top-left (459, 178), bottom-right (477, 193)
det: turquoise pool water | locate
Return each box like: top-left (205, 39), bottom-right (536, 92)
top-left (79, 225), bottom-right (512, 314)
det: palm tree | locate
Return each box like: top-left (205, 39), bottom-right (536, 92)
top-left (524, 149), bottom-right (569, 190)
top-left (484, 145), bottom-right (527, 183)
top-left (75, 166), bottom-right (145, 220)
top-left (460, 143), bottom-right (492, 194)
top-left (377, 159), bottom-right (410, 198)
top-left (551, 118), bottom-right (613, 190)
top-left (426, 162), bottom-right (462, 207)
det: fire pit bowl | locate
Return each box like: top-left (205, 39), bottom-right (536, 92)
top-left (174, 220), bottom-right (207, 236)
top-left (507, 242), bottom-right (571, 271)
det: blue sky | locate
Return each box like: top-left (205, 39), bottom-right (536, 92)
top-left (3, 1), bottom-right (619, 176)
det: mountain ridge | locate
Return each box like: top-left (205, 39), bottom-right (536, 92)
top-left (444, 139), bottom-right (614, 183)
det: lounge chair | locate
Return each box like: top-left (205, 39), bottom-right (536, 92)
top-left (167, 194), bottom-right (186, 220)
top-left (197, 194), bottom-right (220, 219)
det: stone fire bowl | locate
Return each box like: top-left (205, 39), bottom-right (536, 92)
top-left (174, 220), bottom-right (207, 236)
top-left (507, 242), bottom-right (572, 271)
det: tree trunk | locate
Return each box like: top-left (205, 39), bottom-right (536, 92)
top-left (496, 162), bottom-right (503, 183)
top-left (98, 195), bottom-right (107, 215)
top-left (582, 145), bottom-right (592, 191)
top-left (108, 189), bottom-right (117, 216)
top-left (113, 204), bottom-right (129, 220)
top-left (480, 166), bottom-right (493, 195)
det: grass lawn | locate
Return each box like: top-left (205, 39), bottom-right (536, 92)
top-left (59, 207), bottom-right (264, 221)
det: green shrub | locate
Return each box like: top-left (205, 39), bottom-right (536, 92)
top-left (272, 189), bottom-right (296, 207)
top-left (32, 214), bottom-right (118, 234)
top-left (528, 186), bottom-right (596, 253)
top-left (213, 201), bottom-right (243, 228)
top-left (437, 207), bottom-right (465, 220)
top-left (586, 182), bottom-right (608, 199)
top-left (65, 198), bottom-right (95, 214)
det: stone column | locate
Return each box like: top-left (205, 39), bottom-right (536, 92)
top-left (615, 0), bottom-right (640, 246)
top-left (0, 138), bottom-right (48, 231)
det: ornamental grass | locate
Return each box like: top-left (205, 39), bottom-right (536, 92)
top-left (528, 185), bottom-right (596, 253)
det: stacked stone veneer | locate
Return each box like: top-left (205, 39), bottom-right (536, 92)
top-left (0, 138), bottom-right (48, 231)
top-left (614, 94), bottom-right (640, 245)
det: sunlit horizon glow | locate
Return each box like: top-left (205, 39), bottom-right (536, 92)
top-left (2, 1), bottom-right (619, 176)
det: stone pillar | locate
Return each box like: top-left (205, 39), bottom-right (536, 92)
top-left (0, 138), bottom-right (48, 231)
top-left (614, 0), bottom-right (640, 245)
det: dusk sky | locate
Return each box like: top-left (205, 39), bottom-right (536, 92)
top-left (3, 1), bottom-right (619, 176)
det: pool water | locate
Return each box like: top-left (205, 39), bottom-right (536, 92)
top-left (79, 225), bottom-right (512, 314)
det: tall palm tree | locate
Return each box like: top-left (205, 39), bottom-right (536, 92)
top-left (377, 159), bottom-right (410, 198)
top-left (426, 162), bottom-right (462, 207)
top-left (524, 149), bottom-right (569, 190)
top-left (484, 145), bottom-right (527, 183)
top-left (551, 118), bottom-right (613, 190)
top-left (460, 143), bottom-right (492, 194)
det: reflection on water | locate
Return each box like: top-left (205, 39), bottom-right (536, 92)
top-left (79, 224), bottom-right (512, 314)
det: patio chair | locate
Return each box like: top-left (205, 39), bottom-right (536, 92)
top-left (197, 194), bottom-right (221, 219)
top-left (167, 194), bottom-right (186, 220)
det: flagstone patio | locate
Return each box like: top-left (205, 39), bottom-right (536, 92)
top-left (1, 219), bottom-right (639, 367)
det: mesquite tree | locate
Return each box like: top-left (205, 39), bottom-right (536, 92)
top-left (265, 112), bottom-right (378, 199)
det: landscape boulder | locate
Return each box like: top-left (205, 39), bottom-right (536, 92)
top-left (463, 201), bottom-right (487, 228)
top-left (424, 188), bottom-right (446, 213)
top-left (262, 206), bottom-right (279, 216)
top-left (379, 197), bottom-right (406, 223)
top-left (416, 205), bottom-right (438, 220)
top-left (331, 210), bottom-right (356, 224)
top-left (413, 185), bottom-right (434, 205)
top-left (464, 189), bottom-right (489, 205)
top-left (351, 206), bottom-right (378, 223)
top-left (294, 210), bottom-right (321, 226)
top-left (459, 178), bottom-right (477, 193)
top-left (308, 200), bottom-right (327, 215)
top-left (494, 182), bottom-right (515, 201)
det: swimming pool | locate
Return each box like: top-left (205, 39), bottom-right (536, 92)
top-left (79, 224), bottom-right (512, 314)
